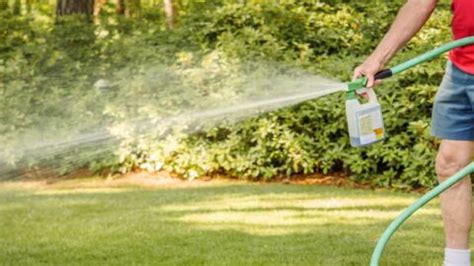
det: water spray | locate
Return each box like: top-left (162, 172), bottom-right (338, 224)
top-left (338, 36), bottom-right (474, 265)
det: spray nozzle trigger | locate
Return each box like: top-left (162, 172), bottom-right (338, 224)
top-left (347, 77), bottom-right (368, 92)
top-left (346, 77), bottom-right (368, 99)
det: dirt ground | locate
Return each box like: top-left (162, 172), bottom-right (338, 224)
top-left (1, 170), bottom-right (368, 191)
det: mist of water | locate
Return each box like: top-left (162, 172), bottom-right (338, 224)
top-left (0, 56), bottom-right (346, 180)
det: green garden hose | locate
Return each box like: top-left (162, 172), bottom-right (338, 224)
top-left (347, 36), bottom-right (474, 92)
top-left (370, 162), bottom-right (474, 266)
top-left (390, 36), bottom-right (474, 75)
top-left (359, 36), bottom-right (474, 266)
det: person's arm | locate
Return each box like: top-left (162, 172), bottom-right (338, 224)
top-left (354, 0), bottom-right (438, 87)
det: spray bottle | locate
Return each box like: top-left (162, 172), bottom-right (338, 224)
top-left (344, 68), bottom-right (391, 147)
top-left (345, 82), bottom-right (384, 147)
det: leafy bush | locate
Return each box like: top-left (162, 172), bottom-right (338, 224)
top-left (109, 1), bottom-right (453, 189)
top-left (0, 0), bottom-right (453, 189)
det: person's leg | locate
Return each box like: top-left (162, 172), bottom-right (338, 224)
top-left (436, 140), bottom-right (474, 265)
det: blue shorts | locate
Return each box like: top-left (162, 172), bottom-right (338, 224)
top-left (432, 61), bottom-right (474, 141)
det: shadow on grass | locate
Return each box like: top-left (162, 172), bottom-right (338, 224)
top-left (0, 183), bottom-right (445, 265)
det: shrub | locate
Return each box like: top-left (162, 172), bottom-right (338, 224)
top-left (0, 0), bottom-right (453, 189)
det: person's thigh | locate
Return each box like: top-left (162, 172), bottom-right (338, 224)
top-left (432, 61), bottom-right (474, 141)
top-left (468, 70), bottom-right (474, 113)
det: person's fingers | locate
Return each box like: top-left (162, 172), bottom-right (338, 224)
top-left (374, 79), bottom-right (383, 86)
top-left (353, 68), bottom-right (362, 80)
top-left (353, 62), bottom-right (384, 87)
top-left (366, 74), bottom-right (375, 88)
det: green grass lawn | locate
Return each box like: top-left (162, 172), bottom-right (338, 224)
top-left (0, 178), bottom-right (463, 265)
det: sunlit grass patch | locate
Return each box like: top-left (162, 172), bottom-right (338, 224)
top-left (161, 193), bottom-right (440, 236)
top-left (0, 181), bottom-right (459, 265)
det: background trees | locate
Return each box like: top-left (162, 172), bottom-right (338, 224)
top-left (56, 0), bottom-right (94, 16)
top-left (0, 0), bottom-right (8, 10)
top-left (0, 0), bottom-right (177, 19)
top-left (116, 0), bottom-right (125, 14)
top-left (163, 0), bottom-right (175, 28)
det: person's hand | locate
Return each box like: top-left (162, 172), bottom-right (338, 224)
top-left (353, 57), bottom-right (385, 88)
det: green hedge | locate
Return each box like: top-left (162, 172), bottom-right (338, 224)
top-left (0, 0), bottom-right (453, 188)
top-left (113, 1), bottom-right (452, 189)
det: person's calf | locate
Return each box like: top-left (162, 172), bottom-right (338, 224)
top-left (435, 140), bottom-right (473, 250)
top-left (439, 180), bottom-right (472, 249)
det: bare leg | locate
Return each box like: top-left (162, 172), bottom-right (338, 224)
top-left (436, 140), bottom-right (474, 249)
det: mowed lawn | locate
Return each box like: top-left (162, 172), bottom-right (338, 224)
top-left (0, 177), bottom-right (463, 265)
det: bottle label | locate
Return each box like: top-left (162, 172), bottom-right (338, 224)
top-left (356, 107), bottom-right (384, 145)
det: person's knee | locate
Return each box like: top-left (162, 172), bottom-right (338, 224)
top-left (436, 150), bottom-right (471, 182)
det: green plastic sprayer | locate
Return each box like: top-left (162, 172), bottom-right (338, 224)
top-left (341, 36), bottom-right (474, 265)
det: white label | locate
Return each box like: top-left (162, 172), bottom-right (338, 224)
top-left (356, 107), bottom-right (384, 145)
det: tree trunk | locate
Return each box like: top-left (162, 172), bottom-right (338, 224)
top-left (56, 0), bottom-right (94, 16)
top-left (26, 0), bottom-right (33, 13)
top-left (163, 0), bottom-right (175, 28)
top-left (125, 0), bottom-right (140, 17)
top-left (94, 0), bottom-right (107, 16)
top-left (0, 0), bottom-right (8, 11)
top-left (116, 0), bottom-right (125, 14)
top-left (13, 0), bottom-right (21, 15)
